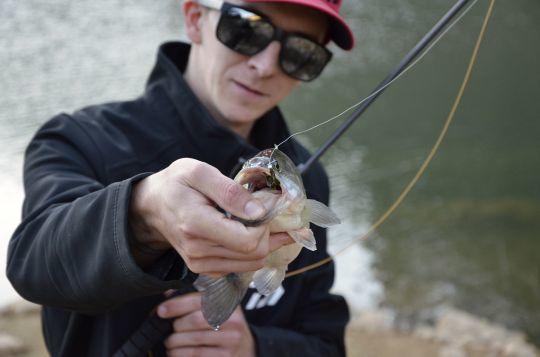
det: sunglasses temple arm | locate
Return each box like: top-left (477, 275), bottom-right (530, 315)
top-left (297, 0), bottom-right (471, 175)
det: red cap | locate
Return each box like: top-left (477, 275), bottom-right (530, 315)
top-left (245, 0), bottom-right (355, 50)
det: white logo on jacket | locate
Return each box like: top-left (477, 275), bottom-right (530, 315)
top-left (244, 285), bottom-right (285, 310)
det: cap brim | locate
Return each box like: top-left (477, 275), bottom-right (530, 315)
top-left (245, 0), bottom-right (355, 50)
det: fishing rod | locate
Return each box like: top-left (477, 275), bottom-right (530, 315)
top-left (298, 0), bottom-right (471, 175)
top-left (115, 0), bottom-right (473, 355)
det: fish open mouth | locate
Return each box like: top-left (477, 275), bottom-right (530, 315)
top-left (236, 167), bottom-right (282, 194)
top-left (231, 167), bottom-right (284, 226)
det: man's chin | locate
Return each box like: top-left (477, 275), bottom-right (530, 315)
top-left (223, 106), bottom-right (268, 126)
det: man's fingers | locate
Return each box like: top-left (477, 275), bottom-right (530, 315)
top-left (184, 241), bottom-right (267, 261)
top-left (183, 161), bottom-right (265, 220)
top-left (165, 331), bottom-right (236, 349)
top-left (179, 205), bottom-right (269, 254)
top-left (166, 347), bottom-right (227, 357)
top-left (269, 232), bottom-right (294, 252)
top-left (186, 256), bottom-right (265, 275)
top-left (157, 292), bottom-right (201, 319)
top-left (171, 310), bottom-right (209, 332)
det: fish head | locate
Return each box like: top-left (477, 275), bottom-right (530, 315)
top-left (237, 148), bottom-right (305, 201)
top-left (267, 149), bottom-right (305, 202)
top-left (234, 148), bottom-right (306, 225)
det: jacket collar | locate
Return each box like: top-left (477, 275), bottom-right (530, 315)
top-left (145, 42), bottom-right (298, 176)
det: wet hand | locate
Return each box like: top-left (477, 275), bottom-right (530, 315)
top-left (158, 293), bottom-right (255, 357)
top-left (129, 158), bottom-right (291, 273)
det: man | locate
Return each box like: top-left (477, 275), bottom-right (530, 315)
top-left (7, 0), bottom-right (355, 355)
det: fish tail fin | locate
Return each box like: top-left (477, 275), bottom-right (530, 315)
top-left (288, 227), bottom-right (317, 251)
top-left (194, 273), bottom-right (249, 329)
top-left (253, 267), bottom-right (286, 296)
top-left (304, 199), bottom-right (341, 227)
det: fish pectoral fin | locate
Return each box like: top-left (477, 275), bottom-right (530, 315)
top-left (305, 199), bottom-right (341, 227)
top-left (194, 273), bottom-right (249, 329)
top-left (288, 227), bottom-right (317, 251)
top-left (253, 267), bottom-right (286, 296)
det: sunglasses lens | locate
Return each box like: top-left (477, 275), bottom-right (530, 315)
top-left (217, 8), bottom-right (274, 56)
top-left (280, 36), bottom-right (331, 81)
top-left (215, 5), bottom-right (331, 81)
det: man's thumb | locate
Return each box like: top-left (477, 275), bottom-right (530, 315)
top-left (189, 163), bottom-right (265, 220)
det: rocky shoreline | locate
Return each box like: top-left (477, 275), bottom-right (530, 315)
top-left (346, 308), bottom-right (539, 357)
top-left (0, 299), bottom-right (538, 356)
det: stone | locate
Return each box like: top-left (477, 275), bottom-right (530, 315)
top-left (438, 344), bottom-right (466, 357)
top-left (432, 307), bottom-right (539, 356)
top-left (349, 308), bottom-right (395, 333)
top-left (0, 300), bottom-right (40, 318)
top-left (0, 333), bottom-right (26, 356)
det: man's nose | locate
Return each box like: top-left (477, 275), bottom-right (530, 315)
top-left (247, 41), bottom-right (281, 78)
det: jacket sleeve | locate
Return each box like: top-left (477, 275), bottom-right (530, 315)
top-left (6, 115), bottom-right (182, 314)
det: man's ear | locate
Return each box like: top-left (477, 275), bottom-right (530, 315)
top-left (184, 1), bottom-right (205, 44)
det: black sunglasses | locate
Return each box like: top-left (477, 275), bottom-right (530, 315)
top-left (197, 0), bottom-right (332, 81)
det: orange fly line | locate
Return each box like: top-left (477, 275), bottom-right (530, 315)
top-left (285, 0), bottom-right (497, 279)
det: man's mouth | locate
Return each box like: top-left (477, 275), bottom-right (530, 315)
top-left (233, 80), bottom-right (266, 97)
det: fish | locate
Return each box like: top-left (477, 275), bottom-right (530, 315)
top-left (194, 148), bottom-right (341, 329)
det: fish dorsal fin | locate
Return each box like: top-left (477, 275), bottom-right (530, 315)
top-left (288, 227), bottom-right (317, 251)
top-left (253, 267), bottom-right (286, 296)
top-left (304, 199), bottom-right (341, 227)
top-left (194, 273), bottom-right (250, 329)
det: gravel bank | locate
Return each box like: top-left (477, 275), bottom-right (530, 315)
top-left (1, 300), bottom-right (538, 357)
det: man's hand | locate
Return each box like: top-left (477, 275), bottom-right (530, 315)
top-left (129, 158), bottom-right (292, 272)
top-left (158, 293), bottom-right (255, 357)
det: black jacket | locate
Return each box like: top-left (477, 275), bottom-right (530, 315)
top-left (7, 42), bottom-right (349, 356)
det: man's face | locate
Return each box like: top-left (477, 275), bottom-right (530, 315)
top-left (186, 0), bottom-right (329, 137)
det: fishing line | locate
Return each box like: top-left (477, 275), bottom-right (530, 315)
top-left (119, 2), bottom-right (494, 354)
top-left (273, 0), bottom-right (479, 152)
top-left (269, 0), bottom-right (479, 176)
top-left (285, 0), bottom-right (497, 278)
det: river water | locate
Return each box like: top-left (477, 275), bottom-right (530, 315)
top-left (1, 0), bottom-right (539, 347)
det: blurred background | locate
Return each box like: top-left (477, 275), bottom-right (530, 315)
top-left (1, 0), bottom-right (539, 354)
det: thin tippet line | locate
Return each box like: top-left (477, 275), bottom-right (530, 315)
top-left (285, 0), bottom-right (496, 278)
top-left (275, 0), bottom-right (479, 151)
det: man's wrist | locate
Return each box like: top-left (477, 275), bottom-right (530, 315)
top-left (128, 178), bottom-right (170, 266)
